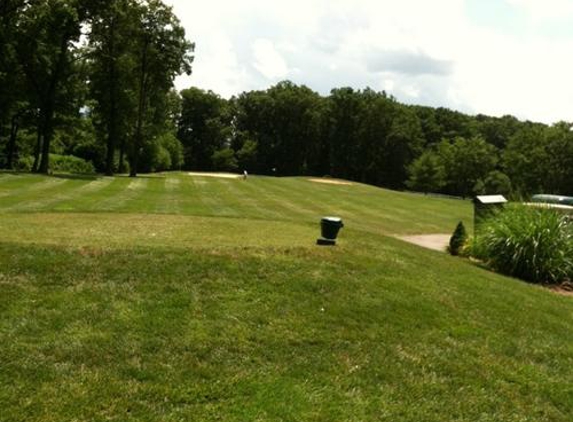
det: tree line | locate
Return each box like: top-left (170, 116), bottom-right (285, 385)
top-left (175, 82), bottom-right (573, 198)
top-left (1, 1), bottom-right (572, 197)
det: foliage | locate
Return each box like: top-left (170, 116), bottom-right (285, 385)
top-left (178, 88), bottom-right (230, 170)
top-left (448, 221), bottom-right (467, 256)
top-left (406, 150), bottom-right (445, 194)
top-left (483, 170), bottom-right (512, 196)
top-left (438, 136), bottom-right (498, 198)
top-left (12, 153), bottom-right (95, 173)
top-left (49, 153), bottom-right (95, 174)
top-left (14, 155), bottom-right (35, 172)
top-left (158, 132), bottom-right (184, 169)
top-left (212, 147), bottom-right (238, 172)
top-left (236, 139), bottom-right (258, 171)
top-left (470, 205), bottom-right (573, 284)
top-left (233, 81), bottom-right (324, 176)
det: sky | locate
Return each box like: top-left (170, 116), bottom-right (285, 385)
top-left (165, 0), bottom-right (573, 124)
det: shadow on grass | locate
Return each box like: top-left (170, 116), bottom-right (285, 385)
top-left (1, 170), bottom-right (165, 180)
top-left (51, 173), bottom-right (100, 181)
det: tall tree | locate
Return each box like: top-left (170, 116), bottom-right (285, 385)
top-left (439, 136), bottom-right (498, 198)
top-left (178, 88), bottom-right (230, 171)
top-left (128, 0), bottom-right (193, 177)
top-left (88, 0), bottom-right (138, 175)
top-left (15, 0), bottom-right (88, 173)
top-left (0, 0), bottom-right (29, 169)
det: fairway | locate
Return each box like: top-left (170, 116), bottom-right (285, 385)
top-left (2, 172), bottom-right (573, 421)
top-left (0, 172), bottom-right (471, 236)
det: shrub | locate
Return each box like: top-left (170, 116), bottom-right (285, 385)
top-left (155, 146), bottom-right (172, 172)
top-left (212, 148), bottom-right (238, 171)
top-left (448, 221), bottom-right (467, 256)
top-left (49, 154), bottom-right (95, 174)
top-left (470, 204), bottom-right (573, 284)
top-left (15, 156), bottom-right (34, 172)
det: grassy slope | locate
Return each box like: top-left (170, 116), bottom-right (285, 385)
top-left (1, 172), bottom-right (573, 421)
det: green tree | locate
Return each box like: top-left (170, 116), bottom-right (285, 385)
top-left (15, 0), bottom-right (90, 173)
top-left (128, 0), bottom-right (193, 177)
top-left (502, 126), bottom-right (549, 195)
top-left (212, 148), bottom-right (238, 172)
top-left (0, 0), bottom-right (30, 169)
top-left (406, 151), bottom-right (446, 194)
top-left (236, 139), bottom-right (258, 171)
top-left (439, 136), bottom-right (498, 198)
top-left (88, 0), bottom-right (139, 175)
top-left (178, 88), bottom-right (230, 170)
top-left (233, 81), bottom-right (324, 176)
top-left (483, 170), bottom-right (512, 196)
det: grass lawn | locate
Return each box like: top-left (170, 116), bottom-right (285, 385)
top-left (1, 172), bottom-right (573, 421)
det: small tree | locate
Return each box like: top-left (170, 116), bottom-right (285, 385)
top-left (406, 151), bottom-right (445, 194)
top-left (449, 221), bottom-right (467, 256)
top-left (212, 148), bottom-right (238, 172)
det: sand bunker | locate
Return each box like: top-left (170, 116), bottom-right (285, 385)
top-left (397, 234), bottom-right (450, 252)
top-left (308, 178), bottom-right (353, 186)
top-left (188, 172), bottom-right (241, 179)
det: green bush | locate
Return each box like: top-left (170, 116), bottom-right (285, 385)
top-left (15, 156), bottom-right (34, 172)
top-left (49, 154), bottom-right (95, 174)
top-left (470, 204), bottom-right (573, 284)
top-left (212, 148), bottom-right (238, 171)
top-left (448, 221), bottom-right (467, 256)
top-left (154, 146), bottom-right (172, 172)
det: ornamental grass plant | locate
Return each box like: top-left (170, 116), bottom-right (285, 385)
top-left (470, 204), bottom-right (573, 284)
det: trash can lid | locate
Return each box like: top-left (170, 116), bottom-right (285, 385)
top-left (322, 216), bottom-right (342, 223)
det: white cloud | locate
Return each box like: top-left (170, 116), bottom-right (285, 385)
top-left (505, 0), bottom-right (573, 20)
top-left (252, 39), bottom-right (289, 80)
top-left (166, 0), bottom-right (573, 123)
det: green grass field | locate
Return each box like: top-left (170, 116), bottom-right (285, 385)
top-left (1, 171), bottom-right (573, 421)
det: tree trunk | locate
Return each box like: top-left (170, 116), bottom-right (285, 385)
top-left (130, 38), bottom-right (150, 178)
top-left (118, 135), bottom-right (126, 173)
top-left (105, 18), bottom-right (118, 176)
top-left (37, 30), bottom-right (70, 174)
top-left (38, 102), bottom-right (55, 174)
top-left (32, 120), bottom-right (43, 173)
top-left (5, 113), bottom-right (19, 169)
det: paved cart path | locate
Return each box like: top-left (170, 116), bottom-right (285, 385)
top-left (397, 234), bottom-right (450, 252)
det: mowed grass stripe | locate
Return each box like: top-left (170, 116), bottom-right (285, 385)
top-left (242, 177), bottom-right (325, 222)
top-left (0, 172), bottom-right (473, 234)
top-left (226, 177), bottom-right (286, 221)
top-left (24, 177), bottom-right (116, 212)
top-left (92, 177), bottom-right (148, 211)
top-left (47, 176), bottom-right (126, 212)
top-left (290, 179), bottom-right (413, 233)
top-left (50, 177), bottom-right (115, 211)
top-left (297, 178), bottom-right (471, 234)
top-left (153, 176), bottom-right (182, 214)
top-left (0, 178), bottom-right (73, 211)
top-left (177, 175), bottom-right (212, 216)
top-left (258, 178), bottom-right (341, 221)
top-left (189, 176), bottom-right (240, 217)
top-left (119, 176), bottom-right (166, 214)
top-left (207, 178), bottom-right (275, 220)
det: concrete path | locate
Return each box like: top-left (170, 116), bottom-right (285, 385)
top-left (397, 234), bottom-right (450, 252)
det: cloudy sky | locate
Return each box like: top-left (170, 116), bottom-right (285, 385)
top-left (165, 0), bottom-right (573, 124)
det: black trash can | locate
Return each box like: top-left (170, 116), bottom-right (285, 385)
top-left (317, 216), bottom-right (344, 245)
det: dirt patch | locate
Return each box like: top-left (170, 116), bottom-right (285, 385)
top-left (308, 178), bottom-right (353, 186)
top-left (397, 234), bottom-right (450, 252)
top-left (188, 172), bottom-right (241, 179)
top-left (548, 281), bottom-right (573, 297)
